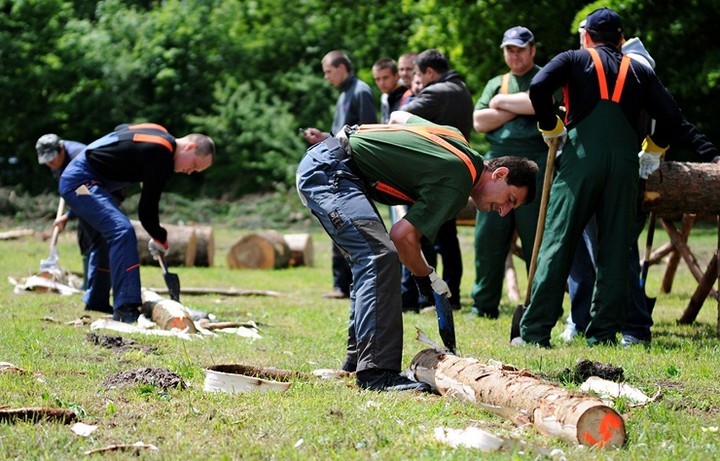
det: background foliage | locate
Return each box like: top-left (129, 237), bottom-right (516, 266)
top-left (1, 0), bottom-right (718, 197)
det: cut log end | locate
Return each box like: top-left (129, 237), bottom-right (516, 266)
top-left (576, 406), bottom-right (626, 448)
top-left (227, 231), bottom-right (290, 269)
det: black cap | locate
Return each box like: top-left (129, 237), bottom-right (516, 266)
top-left (584, 7), bottom-right (623, 34)
top-left (500, 26), bottom-right (534, 48)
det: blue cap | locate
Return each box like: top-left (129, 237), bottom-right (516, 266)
top-left (500, 26), bottom-right (534, 48)
top-left (583, 7), bottom-right (623, 34)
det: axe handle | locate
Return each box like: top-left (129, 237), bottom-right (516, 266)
top-left (49, 198), bottom-right (66, 249)
top-left (524, 138), bottom-right (559, 305)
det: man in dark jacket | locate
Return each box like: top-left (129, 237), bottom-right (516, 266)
top-left (401, 48), bottom-right (474, 309)
top-left (302, 50), bottom-right (378, 300)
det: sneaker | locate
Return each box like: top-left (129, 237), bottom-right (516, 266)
top-left (322, 289), bottom-right (349, 299)
top-left (621, 335), bottom-right (650, 348)
top-left (112, 304), bottom-right (141, 324)
top-left (510, 336), bottom-right (526, 346)
top-left (559, 323), bottom-right (579, 343)
top-left (356, 369), bottom-right (431, 392)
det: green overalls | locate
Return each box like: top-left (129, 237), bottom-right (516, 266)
top-left (521, 50), bottom-right (638, 346)
top-left (471, 69), bottom-right (548, 317)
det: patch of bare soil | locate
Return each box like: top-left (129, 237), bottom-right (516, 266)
top-left (575, 359), bottom-right (624, 381)
top-left (86, 333), bottom-right (158, 355)
top-left (560, 359), bottom-right (625, 384)
top-left (103, 367), bottom-right (186, 390)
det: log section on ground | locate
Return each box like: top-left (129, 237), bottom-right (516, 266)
top-left (193, 225), bottom-right (214, 267)
top-left (141, 289), bottom-right (197, 333)
top-left (409, 349), bottom-right (626, 448)
top-left (227, 230), bottom-right (291, 269)
top-left (131, 220), bottom-right (197, 267)
top-left (284, 233), bottom-right (314, 267)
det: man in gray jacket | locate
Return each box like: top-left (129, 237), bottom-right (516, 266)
top-left (401, 49), bottom-right (474, 309)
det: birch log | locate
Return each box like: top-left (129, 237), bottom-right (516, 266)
top-left (141, 289), bottom-right (197, 333)
top-left (409, 349), bottom-right (626, 448)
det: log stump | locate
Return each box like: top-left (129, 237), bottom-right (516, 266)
top-left (193, 225), bottom-right (215, 267)
top-left (227, 230), bottom-right (291, 269)
top-left (132, 220), bottom-right (197, 267)
top-left (284, 233), bottom-right (314, 267)
top-left (410, 349), bottom-right (626, 448)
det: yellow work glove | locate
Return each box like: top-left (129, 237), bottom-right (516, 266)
top-left (537, 115), bottom-right (567, 153)
top-left (638, 136), bottom-right (668, 179)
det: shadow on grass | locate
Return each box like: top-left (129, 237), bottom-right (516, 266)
top-left (650, 319), bottom-right (718, 349)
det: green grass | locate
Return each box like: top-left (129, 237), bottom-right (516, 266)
top-left (1, 218), bottom-right (720, 460)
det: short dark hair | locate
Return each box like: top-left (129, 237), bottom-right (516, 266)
top-left (188, 134), bottom-right (216, 160)
top-left (372, 58), bottom-right (398, 73)
top-left (325, 50), bottom-right (353, 73)
top-left (586, 28), bottom-right (623, 47)
top-left (415, 49), bottom-right (449, 74)
top-left (485, 156), bottom-right (538, 205)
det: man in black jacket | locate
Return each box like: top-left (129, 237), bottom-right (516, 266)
top-left (401, 49), bottom-right (474, 309)
top-left (59, 123), bottom-right (214, 323)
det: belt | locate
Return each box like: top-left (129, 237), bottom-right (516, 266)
top-left (322, 131), bottom-right (362, 178)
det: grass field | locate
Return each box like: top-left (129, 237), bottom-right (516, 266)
top-left (1, 216), bottom-right (719, 460)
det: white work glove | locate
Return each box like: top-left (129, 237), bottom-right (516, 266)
top-left (148, 238), bottom-right (169, 260)
top-left (538, 115), bottom-right (567, 155)
top-left (413, 267), bottom-right (452, 301)
top-left (638, 136), bottom-right (667, 179)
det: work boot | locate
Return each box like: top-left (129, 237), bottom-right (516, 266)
top-left (356, 369), bottom-right (430, 392)
top-left (471, 305), bottom-right (499, 319)
top-left (85, 304), bottom-right (113, 314)
top-left (112, 304), bottom-right (141, 324)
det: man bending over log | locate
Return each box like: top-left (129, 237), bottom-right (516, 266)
top-left (59, 123), bottom-right (214, 323)
top-left (296, 111), bottom-right (537, 391)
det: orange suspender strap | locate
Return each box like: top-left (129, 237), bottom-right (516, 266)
top-left (128, 123), bottom-right (168, 133)
top-left (132, 133), bottom-right (173, 152)
top-left (127, 124), bottom-right (173, 152)
top-left (356, 124), bottom-right (477, 183)
top-left (587, 48), bottom-right (609, 100)
top-left (587, 48), bottom-right (631, 103)
top-left (499, 73), bottom-right (510, 95)
top-left (611, 55), bottom-right (631, 103)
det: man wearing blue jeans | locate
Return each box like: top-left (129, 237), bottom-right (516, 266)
top-left (59, 123), bottom-right (214, 323)
top-left (296, 111), bottom-right (537, 391)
